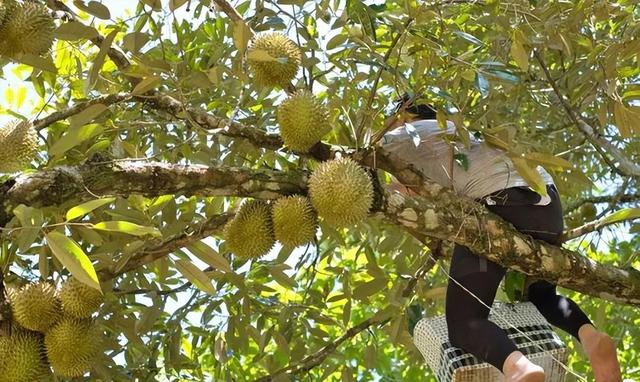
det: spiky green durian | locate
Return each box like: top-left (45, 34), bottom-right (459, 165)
top-left (223, 200), bottom-right (275, 260)
top-left (272, 195), bottom-right (317, 248)
top-left (10, 282), bottom-right (61, 333)
top-left (0, 1), bottom-right (55, 57)
top-left (0, 0), bottom-right (18, 26)
top-left (0, 331), bottom-right (50, 382)
top-left (0, 120), bottom-right (38, 173)
top-left (277, 90), bottom-right (332, 152)
top-left (59, 278), bottom-right (103, 319)
top-left (45, 317), bottom-right (101, 377)
top-left (247, 32), bottom-right (302, 87)
top-left (308, 157), bottom-right (374, 227)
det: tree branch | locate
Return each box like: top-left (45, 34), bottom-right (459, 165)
top-left (0, 160), bottom-right (305, 227)
top-left (382, 182), bottom-right (640, 305)
top-left (562, 214), bottom-right (639, 242)
top-left (565, 192), bottom-right (640, 214)
top-left (99, 213), bottom-right (233, 281)
top-left (255, 315), bottom-right (388, 381)
top-left (533, 51), bottom-right (640, 178)
top-left (356, 149), bottom-right (640, 305)
top-left (32, 93), bottom-right (132, 131)
top-left (3, 156), bottom-right (639, 304)
top-left (211, 0), bottom-right (244, 23)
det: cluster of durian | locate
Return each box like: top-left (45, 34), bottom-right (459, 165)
top-left (0, 120), bottom-right (38, 173)
top-left (0, 0), bottom-right (56, 57)
top-left (248, 33), bottom-right (332, 153)
top-left (223, 158), bottom-right (374, 260)
top-left (0, 277), bottom-right (104, 380)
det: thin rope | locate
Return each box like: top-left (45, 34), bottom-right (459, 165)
top-left (427, 251), bottom-right (588, 382)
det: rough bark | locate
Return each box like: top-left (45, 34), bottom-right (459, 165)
top-left (2, 160), bottom-right (639, 305)
top-left (0, 159), bottom-right (306, 227)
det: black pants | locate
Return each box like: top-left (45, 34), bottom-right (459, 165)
top-left (445, 185), bottom-right (592, 370)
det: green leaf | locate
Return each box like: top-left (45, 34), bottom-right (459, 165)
top-left (49, 123), bottom-right (104, 157)
top-left (326, 34), bottom-right (347, 50)
top-left (475, 73), bottom-right (489, 98)
top-left (511, 156), bottom-right (548, 196)
top-left (46, 231), bottom-right (101, 291)
top-left (233, 21), bottom-right (251, 52)
top-left (92, 221), bottom-right (162, 237)
top-left (353, 277), bottom-right (387, 300)
top-left (123, 32), bottom-right (149, 53)
top-left (17, 54), bottom-right (57, 73)
top-left (88, 29), bottom-right (118, 90)
top-left (66, 197), bottom-right (116, 221)
top-left (453, 30), bottom-right (483, 46)
top-left (55, 22), bottom-right (99, 40)
top-left (132, 76), bottom-right (162, 95)
top-left (601, 208), bottom-right (640, 225)
top-left (73, 0), bottom-right (111, 19)
top-left (68, 103), bottom-right (108, 128)
top-left (269, 266), bottom-right (297, 289)
top-left (187, 241), bottom-right (232, 272)
top-left (524, 152), bottom-right (572, 171)
top-left (175, 259), bottom-right (215, 294)
top-left (510, 39), bottom-right (529, 71)
top-left (246, 49), bottom-right (276, 62)
top-left (169, 0), bottom-right (189, 11)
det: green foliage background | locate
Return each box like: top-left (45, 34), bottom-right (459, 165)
top-left (0, 0), bottom-right (638, 381)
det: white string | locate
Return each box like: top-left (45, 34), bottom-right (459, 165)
top-left (425, 251), bottom-right (589, 382)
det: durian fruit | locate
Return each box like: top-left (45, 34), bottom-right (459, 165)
top-left (247, 32), bottom-right (302, 87)
top-left (272, 195), bottom-right (317, 248)
top-left (0, 120), bottom-right (38, 173)
top-left (308, 157), bottom-right (374, 227)
top-left (9, 282), bottom-right (61, 333)
top-left (223, 200), bottom-right (275, 260)
top-left (59, 277), bottom-right (103, 319)
top-left (45, 317), bottom-right (101, 377)
top-left (0, 0), bottom-right (18, 25)
top-left (0, 330), bottom-right (51, 382)
top-left (277, 90), bottom-right (332, 152)
top-left (0, 1), bottom-right (55, 57)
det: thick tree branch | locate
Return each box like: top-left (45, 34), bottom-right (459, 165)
top-left (3, 158), bottom-right (639, 304)
top-left (0, 160), bottom-right (305, 227)
top-left (382, 184), bottom-right (640, 305)
top-left (357, 149), bottom-right (640, 305)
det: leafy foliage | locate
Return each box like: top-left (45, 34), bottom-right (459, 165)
top-left (0, 0), bottom-right (638, 381)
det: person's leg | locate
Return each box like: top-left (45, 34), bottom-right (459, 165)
top-left (446, 244), bottom-right (544, 381)
top-left (487, 185), bottom-right (621, 381)
top-left (527, 280), bottom-right (622, 382)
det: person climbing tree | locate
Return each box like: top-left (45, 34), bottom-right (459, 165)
top-left (380, 93), bottom-right (623, 382)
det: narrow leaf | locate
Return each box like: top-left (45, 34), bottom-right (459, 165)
top-left (66, 197), bottom-right (116, 221)
top-left (601, 208), bottom-right (640, 225)
top-left (92, 221), bottom-right (161, 237)
top-left (187, 241), bottom-right (232, 272)
top-left (175, 260), bottom-right (215, 294)
top-left (524, 152), bottom-right (572, 171)
top-left (46, 232), bottom-right (100, 291)
top-left (511, 157), bottom-right (548, 196)
top-left (132, 76), bottom-right (162, 95)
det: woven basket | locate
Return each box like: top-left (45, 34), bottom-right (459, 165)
top-left (413, 302), bottom-right (568, 382)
